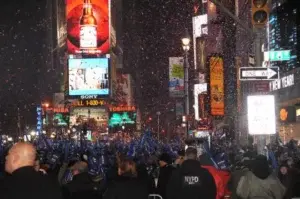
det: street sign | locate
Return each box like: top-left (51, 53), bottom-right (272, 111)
top-left (264, 50), bottom-right (291, 61)
top-left (239, 67), bottom-right (280, 81)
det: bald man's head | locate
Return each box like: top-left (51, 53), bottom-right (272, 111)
top-left (5, 142), bottom-right (37, 174)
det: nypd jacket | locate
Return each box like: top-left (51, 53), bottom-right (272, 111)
top-left (166, 159), bottom-right (217, 199)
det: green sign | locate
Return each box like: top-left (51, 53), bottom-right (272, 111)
top-left (265, 50), bottom-right (291, 61)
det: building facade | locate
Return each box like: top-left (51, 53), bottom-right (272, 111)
top-left (267, 0), bottom-right (300, 142)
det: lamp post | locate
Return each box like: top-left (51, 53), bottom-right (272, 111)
top-left (156, 111), bottom-right (161, 140)
top-left (181, 31), bottom-right (191, 136)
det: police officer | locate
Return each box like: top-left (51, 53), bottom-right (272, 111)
top-left (166, 147), bottom-right (216, 199)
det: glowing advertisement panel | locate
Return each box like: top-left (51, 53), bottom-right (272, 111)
top-left (108, 111), bottom-right (137, 128)
top-left (70, 107), bottom-right (108, 133)
top-left (68, 58), bottom-right (109, 97)
top-left (209, 57), bottom-right (224, 116)
top-left (53, 113), bottom-right (70, 126)
top-left (247, 95), bottom-right (276, 135)
top-left (66, 0), bottom-right (109, 55)
top-left (169, 57), bottom-right (184, 98)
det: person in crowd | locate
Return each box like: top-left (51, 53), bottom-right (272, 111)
top-left (103, 157), bottom-right (148, 199)
top-left (278, 162), bottom-right (291, 188)
top-left (166, 147), bottom-right (217, 199)
top-left (136, 159), bottom-right (156, 194)
top-left (62, 161), bottom-right (105, 199)
top-left (236, 155), bottom-right (285, 199)
top-left (156, 153), bottom-right (174, 199)
top-left (174, 150), bottom-right (185, 168)
top-left (227, 156), bottom-right (252, 199)
top-left (34, 159), bottom-right (47, 175)
top-left (199, 152), bottom-right (226, 199)
top-left (1, 142), bottom-right (62, 199)
top-left (283, 160), bottom-right (300, 199)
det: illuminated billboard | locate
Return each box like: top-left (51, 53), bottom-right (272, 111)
top-left (209, 57), bottom-right (224, 116)
top-left (53, 113), bottom-right (69, 126)
top-left (108, 111), bottom-right (137, 130)
top-left (66, 0), bottom-right (109, 55)
top-left (169, 57), bottom-right (184, 98)
top-left (70, 107), bottom-right (108, 133)
top-left (247, 95), bottom-right (276, 135)
top-left (68, 58), bottom-right (109, 97)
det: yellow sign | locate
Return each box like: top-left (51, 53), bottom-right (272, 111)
top-left (209, 57), bottom-right (224, 116)
top-left (72, 100), bottom-right (107, 107)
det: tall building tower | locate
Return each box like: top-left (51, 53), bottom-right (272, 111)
top-left (269, 0), bottom-right (300, 72)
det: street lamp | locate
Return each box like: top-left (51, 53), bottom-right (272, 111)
top-left (181, 30), bottom-right (191, 137)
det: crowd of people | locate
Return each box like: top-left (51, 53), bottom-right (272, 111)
top-left (0, 132), bottom-right (300, 199)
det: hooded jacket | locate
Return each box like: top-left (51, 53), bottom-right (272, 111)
top-left (236, 155), bottom-right (285, 199)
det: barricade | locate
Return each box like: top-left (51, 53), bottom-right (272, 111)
top-left (148, 194), bottom-right (163, 199)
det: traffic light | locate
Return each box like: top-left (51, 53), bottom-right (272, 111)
top-left (251, 0), bottom-right (269, 27)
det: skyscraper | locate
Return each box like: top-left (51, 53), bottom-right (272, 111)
top-left (269, 0), bottom-right (300, 72)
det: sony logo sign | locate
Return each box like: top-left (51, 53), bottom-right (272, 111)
top-left (270, 74), bottom-right (294, 91)
top-left (80, 95), bottom-right (98, 99)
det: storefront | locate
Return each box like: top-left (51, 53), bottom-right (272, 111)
top-left (270, 68), bottom-right (300, 142)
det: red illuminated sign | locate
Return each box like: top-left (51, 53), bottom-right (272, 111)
top-left (109, 106), bottom-right (136, 112)
top-left (66, 0), bottom-right (109, 55)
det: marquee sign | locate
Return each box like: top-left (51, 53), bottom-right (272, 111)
top-left (72, 99), bottom-right (107, 107)
top-left (109, 106), bottom-right (136, 112)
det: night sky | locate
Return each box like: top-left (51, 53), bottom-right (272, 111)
top-left (124, 0), bottom-right (193, 114)
top-left (0, 0), bottom-right (193, 134)
top-left (0, 0), bottom-right (54, 134)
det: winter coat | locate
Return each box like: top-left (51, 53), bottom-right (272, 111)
top-left (103, 173), bottom-right (148, 199)
top-left (0, 166), bottom-right (63, 199)
top-left (62, 172), bottom-right (106, 199)
top-left (236, 171), bottom-right (285, 199)
top-left (202, 165), bottom-right (226, 199)
top-left (156, 164), bottom-right (174, 199)
top-left (166, 159), bottom-right (217, 199)
top-left (227, 167), bottom-right (249, 199)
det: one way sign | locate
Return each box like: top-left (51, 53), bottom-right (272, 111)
top-left (239, 67), bottom-right (280, 81)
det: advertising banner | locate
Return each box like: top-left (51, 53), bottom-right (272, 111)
top-left (194, 83), bottom-right (207, 120)
top-left (115, 74), bottom-right (133, 105)
top-left (209, 57), bottom-right (224, 116)
top-left (68, 58), bottom-right (109, 97)
top-left (108, 111), bottom-right (137, 129)
top-left (44, 113), bottom-right (69, 127)
top-left (66, 0), bottom-right (109, 55)
top-left (56, 0), bottom-right (67, 48)
top-left (69, 107), bottom-right (108, 133)
top-left (247, 95), bottom-right (276, 135)
top-left (169, 57), bottom-right (184, 98)
top-left (175, 102), bottom-right (184, 117)
top-left (36, 106), bottom-right (42, 134)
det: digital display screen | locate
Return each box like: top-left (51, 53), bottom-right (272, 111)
top-left (66, 0), bottom-right (109, 55)
top-left (68, 58), bottom-right (109, 97)
top-left (109, 111), bottom-right (136, 129)
top-left (70, 107), bottom-right (108, 133)
top-left (53, 113), bottom-right (69, 126)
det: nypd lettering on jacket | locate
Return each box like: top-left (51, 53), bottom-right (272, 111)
top-left (183, 176), bottom-right (201, 186)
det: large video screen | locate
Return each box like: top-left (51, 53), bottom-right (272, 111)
top-left (109, 111), bottom-right (137, 128)
top-left (70, 107), bottom-right (108, 132)
top-left (68, 58), bottom-right (109, 97)
top-left (66, 0), bottom-right (109, 55)
top-left (53, 113), bottom-right (69, 126)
